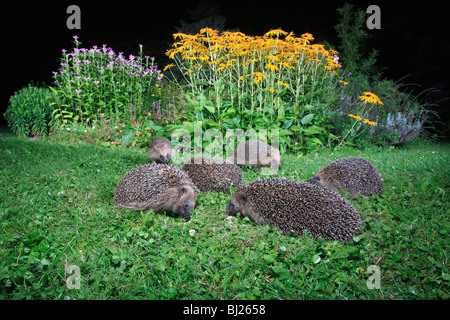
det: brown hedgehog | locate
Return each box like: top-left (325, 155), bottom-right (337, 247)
top-left (182, 156), bottom-right (242, 193)
top-left (149, 136), bottom-right (174, 164)
top-left (225, 178), bottom-right (361, 242)
top-left (308, 157), bottom-right (383, 198)
top-left (229, 139), bottom-right (281, 170)
top-left (114, 163), bottom-right (198, 220)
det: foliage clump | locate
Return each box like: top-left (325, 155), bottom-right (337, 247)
top-left (4, 85), bottom-right (53, 137)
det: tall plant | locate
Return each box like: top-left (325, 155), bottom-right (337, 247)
top-left (334, 3), bottom-right (380, 78)
top-left (164, 28), bottom-right (347, 153)
top-left (50, 36), bottom-right (163, 128)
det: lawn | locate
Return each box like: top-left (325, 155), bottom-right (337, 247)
top-left (0, 130), bottom-right (449, 300)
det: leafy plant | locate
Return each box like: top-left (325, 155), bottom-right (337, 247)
top-left (4, 85), bottom-right (53, 137)
top-left (50, 36), bottom-right (163, 128)
top-left (164, 28), bottom-right (349, 153)
top-left (334, 3), bottom-right (381, 78)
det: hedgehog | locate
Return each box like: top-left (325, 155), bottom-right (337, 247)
top-left (229, 139), bottom-right (281, 170)
top-left (225, 178), bottom-right (361, 242)
top-left (307, 157), bottom-right (383, 198)
top-left (114, 163), bottom-right (198, 221)
top-left (148, 136), bottom-right (174, 164)
top-left (182, 155), bottom-right (242, 193)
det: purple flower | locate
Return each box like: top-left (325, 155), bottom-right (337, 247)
top-left (94, 80), bottom-right (100, 84)
top-left (75, 89), bottom-right (82, 94)
top-left (73, 35), bottom-right (79, 40)
top-left (84, 77), bottom-right (90, 81)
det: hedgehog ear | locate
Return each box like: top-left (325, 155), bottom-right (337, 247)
top-left (179, 187), bottom-right (187, 195)
top-left (241, 195), bottom-right (247, 203)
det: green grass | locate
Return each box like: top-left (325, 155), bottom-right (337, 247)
top-left (0, 130), bottom-right (449, 300)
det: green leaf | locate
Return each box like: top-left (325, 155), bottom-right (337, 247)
top-left (301, 113), bottom-right (314, 125)
top-left (279, 129), bottom-right (293, 136)
top-left (282, 118), bottom-right (294, 129)
top-left (204, 104), bottom-right (216, 114)
top-left (121, 126), bottom-right (136, 146)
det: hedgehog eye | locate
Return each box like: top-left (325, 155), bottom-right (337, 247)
top-left (241, 195), bottom-right (247, 203)
top-left (179, 187), bottom-right (187, 195)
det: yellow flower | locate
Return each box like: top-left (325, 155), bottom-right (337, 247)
top-left (173, 33), bottom-right (187, 39)
top-left (348, 114), bottom-right (362, 120)
top-left (363, 119), bottom-right (377, 126)
top-left (266, 55), bottom-right (280, 62)
top-left (278, 61), bottom-right (295, 70)
top-left (265, 62), bottom-right (279, 71)
top-left (264, 29), bottom-right (288, 38)
top-left (163, 63), bottom-right (175, 71)
top-left (253, 72), bottom-right (267, 84)
top-left (359, 92), bottom-right (384, 105)
top-left (339, 80), bottom-right (348, 85)
top-left (277, 81), bottom-right (289, 88)
top-left (199, 28), bottom-right (218, 36)
top-left (265, 88), bottom-right (274, 92)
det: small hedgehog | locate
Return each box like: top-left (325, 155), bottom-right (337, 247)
top-left (308, 157), bottom-right (383, 198)
top-left (149, 136), bottom-right (174, 164)
top-left (114, 163), bottom-right (198, 220)
top-left (225, 178), bottom-right (361, 242)
top-left (182, 156), bottom-right (242, 193)
top-left (229, 139), bottom-right (281, 170)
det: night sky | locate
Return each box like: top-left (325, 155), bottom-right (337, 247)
top-left (2, 0), bottom-right (449, 130)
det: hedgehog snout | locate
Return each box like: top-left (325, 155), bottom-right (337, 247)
top-left (180, 200), bottom-right (195, 221)
top-left (225, 202), bottom-right (237, 216)
top-left (180, 202), bottom-right (194, 221)
top-left (160, 154), bottom-right (170, 164)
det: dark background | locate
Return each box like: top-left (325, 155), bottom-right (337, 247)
top-left (1, 0), bottom-right (449, 135)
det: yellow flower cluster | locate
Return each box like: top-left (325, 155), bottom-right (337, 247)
top-left (165, 28), bottom-right (342, 83)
